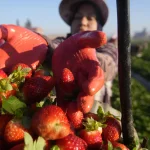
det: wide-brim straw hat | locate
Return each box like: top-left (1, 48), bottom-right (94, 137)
top-left (59, 0), bottom-right (109, 27)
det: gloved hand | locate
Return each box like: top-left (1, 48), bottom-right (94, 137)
top-left (52, 31), bottom-right (107, 113)
top-left (0, 24), bottom-right (48, 73)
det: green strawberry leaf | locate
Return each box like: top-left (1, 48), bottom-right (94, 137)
top-left (36, 64), bottom-right (44, 70)
top-left (0, 79), bottom-right (12, 92)
top-left (24, 132), bottom-right (46, 150)
top-left (83, 117), bottom-right (106, 131)
top-left (36, 100), bottom-right (45, 108)
top-left (108, 141), bottom-right (113, 150)
top-left (24, 132), bottom-right (34, 150)
top-left (14, 108), bottom-right (25, 118)
top-left (34, 136), bottom-right (46, 150)
top-left (9, 66), bottom-right (31, 85)
top-left (51, 145), bottom-right (60, 150)
top-left (49, 70), bottom-right (53, 77)
top-left (2, 96), bottom-right (27, 117)
top-left (97, 105), bottom-right (105, 119)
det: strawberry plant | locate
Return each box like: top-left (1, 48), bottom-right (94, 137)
top-left (131, 42), bottom-right (150, 81)
top-left (112, 77), bottom-right (150, 149)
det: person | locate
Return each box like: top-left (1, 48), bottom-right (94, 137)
top-left (50, 0), bottom-right (118, 105)
top-left (0, 0), bottom-right (117, 112)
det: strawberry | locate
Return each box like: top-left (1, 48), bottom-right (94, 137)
top-left (0, 69), bottom-right (7, 79)
top-left (67, 101), bottom-right (84, 129)
top-left (111, 141), bottom-right (129, 150)
top-left (31, 105), bottom-right (71, 140)
top-left (0, 114), bottom-right (13, 138)
top-left (4, 118), bottom-right (30, 144)
top-left (10, 143), bottom-right (24, 150)
top-left (102, 141), bottom-right (129, 150)
top-left (56, 134), bottom-right (87, 150)
top-left (22, 76), bottom-right (55, 104)
top-left (11, 63), bottom-right (32, 79)
top-left (102, 116), bottom-right (121, 142)
top-left (77, 92), bottom-right (94, 113)
top-left (79, 117), bottom-right (104, 150)
top-left (60, 68), bottom-right (77, 94)
top-left (84, 112), bottom-right (99, 121)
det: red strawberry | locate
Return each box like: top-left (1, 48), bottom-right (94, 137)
top-left (11, 63), bottom-right (32, 79)
top-left (0, 114), bottom-right (13, 137)
top-left (4, 119), bottom-right (30, 144)
top-left (102, 141), bottom-right (129, 150)
top-left (60, 68), bottom-right (77, 94)
top-left (84, 112), bottom-right (99, 121)
top-left (23, 76), bottom-right (55, 104)
top-left (112, 141), bottom-right (129, 150)
top-left (31, 105), bottom-right (71, 140)
top-left (0, 69), bottom-right (7, 79)
top-left (56, 134), bottom-right (87, 150)
top-left (67, 101), bottom-right (84, 129)
top-left (80, 130), bottom-right (102, 150)
top-left (79, 118), bottom-right (103, 149)
top-left (102, 116), bottom-right (121, 142)
top-left (10, 143), bottom-right (24, 150)
top-left (77, 92), bottom-right (94, 113)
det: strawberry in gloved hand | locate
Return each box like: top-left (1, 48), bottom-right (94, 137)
top-left (52, 31), bottom-right (107, 113)
top-left (0, 24), bottom-right (48, 73)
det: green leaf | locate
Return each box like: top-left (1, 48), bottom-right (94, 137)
top-left (108, 141), bottom-right (113, 150)
top-left (51, 145), bottom-right (60, 150)
top-left (0, 79), bottom-right (12, 91)
top-left (24, 132), bottom-right (46, 150)
top-left (14, 108), bottom-right (24, 118)
top-left (24, 132), bottom-right (34, 150)
top-left (36, 64), bottom-right (44, 70)
top-left (50, 70), bottom-right (53, 77)
top-left (35, 136), bottom-right (46, 150)
top-left (97, 106), bottom-right (105, 119)
top-left (2, 96), bottom-right (27, 116)
top-left (83, 117), bottom-right (106, 131)
top-left (9, 66), bottom-right (31, 85)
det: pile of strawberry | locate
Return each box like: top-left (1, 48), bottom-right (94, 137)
top-left (0, 63), bottom-right (129, 150)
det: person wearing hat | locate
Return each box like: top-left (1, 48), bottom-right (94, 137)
top-left (0, 0), bottom-right (117, 110)
top-left (56, 0), bottom-right (118, 104)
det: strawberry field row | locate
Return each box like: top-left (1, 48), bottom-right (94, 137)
top-left (112, 77), bottom-right (150, 149)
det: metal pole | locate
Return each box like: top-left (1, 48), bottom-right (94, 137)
top-left (116, 0), bottom-right (136, 148)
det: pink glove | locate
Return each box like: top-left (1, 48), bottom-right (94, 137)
top-left (52, 31), bottom-right (107, 113)
top-left (0, 24), bottom-right (48, 73)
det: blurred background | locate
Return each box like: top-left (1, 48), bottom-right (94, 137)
top-left (1, 0), bottom-right (150, 148)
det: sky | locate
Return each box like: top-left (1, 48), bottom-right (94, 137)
top-left (1, 0), bottom-right (150, 37)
